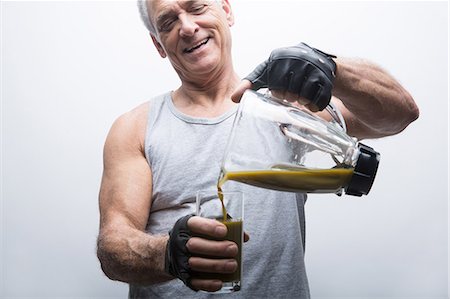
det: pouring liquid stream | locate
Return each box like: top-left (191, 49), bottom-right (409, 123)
top-left (217, 186), bottom-right (227, 222)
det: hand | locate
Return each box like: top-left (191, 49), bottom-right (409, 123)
top-left (165, 214), bottom-right (249, 292)
top-left (232, 43), bottom-right (336, 111)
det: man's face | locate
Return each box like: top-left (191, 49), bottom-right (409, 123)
top-left (148, 0), bottom-right (234, 78)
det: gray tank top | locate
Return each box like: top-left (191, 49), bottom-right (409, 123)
top-left (129, 92), bottom-right (310, 298)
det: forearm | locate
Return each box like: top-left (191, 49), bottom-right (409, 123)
top-left (97, 226), bottom-right (172, 285)
top-left (332, 58), bottom-right (419, 138)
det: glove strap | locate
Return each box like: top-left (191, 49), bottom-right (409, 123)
top-left (165, 214), bottom-right (196, 290)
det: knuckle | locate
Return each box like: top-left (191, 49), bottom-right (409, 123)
top-left (185, 238), bottom-right (195, 251)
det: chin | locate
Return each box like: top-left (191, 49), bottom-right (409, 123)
top-left (190, 58), bottom-right (222, 74)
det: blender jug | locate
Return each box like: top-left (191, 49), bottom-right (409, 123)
top-left (219, 90), bottom-right (380, 196)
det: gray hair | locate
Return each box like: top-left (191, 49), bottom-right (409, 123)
top-left (137, 0), bottom-right (157, 35)
top-left (137, 0), bottom-right (221, 36)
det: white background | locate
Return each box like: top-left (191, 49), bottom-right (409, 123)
top-left (1, 1), bottom-right (448, 298)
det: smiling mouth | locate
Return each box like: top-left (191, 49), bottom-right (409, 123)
top-left (184, 38), bottom-right (210, 53)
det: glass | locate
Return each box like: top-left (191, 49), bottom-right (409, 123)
top-left (195, 190), bottom-right (244, 293)
top-left (219, 90), bottom-right (380, 196)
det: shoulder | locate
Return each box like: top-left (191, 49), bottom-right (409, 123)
top-left (104, 91), bottom-right (170, 154)
top-left (116, 102), bottom-right (150, 130)
top-left (105, 101), bottom-right (150, 155)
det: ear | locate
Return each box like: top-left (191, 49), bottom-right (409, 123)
top-left (151, 34), bottom-right (167, 58)
top-left (221, 0), bottom-right (234, 27)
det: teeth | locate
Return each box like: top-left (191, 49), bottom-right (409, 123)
top-left (185, 38), bottom-right (209, 53)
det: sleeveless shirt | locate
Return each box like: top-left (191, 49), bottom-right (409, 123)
top-left (129, 92), bottom-right (310, 298)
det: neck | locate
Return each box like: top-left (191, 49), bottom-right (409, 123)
top-left (173, 66), bottom-right (241, 117)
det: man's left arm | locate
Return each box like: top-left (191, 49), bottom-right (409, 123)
top-left (232, 43), bottom-right (419, 140)
top-left (329, 57), bottom-right (419, 140)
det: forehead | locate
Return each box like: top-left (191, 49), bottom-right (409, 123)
top-left (149, 0), bottom-right (207, 14)
top-left (149, 0), bottom-right (181, 13)
top-left (148, 0), bottom-right (216, 19)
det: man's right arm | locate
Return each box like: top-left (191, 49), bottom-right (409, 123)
top-left (97, 105), bottom-right (172, 285)
top-left (97, 104), bottom-right (245, 291)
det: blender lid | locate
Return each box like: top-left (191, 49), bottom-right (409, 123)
top-left (345, 143), bottom-right (380, 196)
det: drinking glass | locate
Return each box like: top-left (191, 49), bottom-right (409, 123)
top-left (195, 190), bottom-right (244, 293)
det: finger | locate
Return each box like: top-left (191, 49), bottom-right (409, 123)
top-left (299, 78), bottom-right (321, 106)
top-left (186, 237), bottom-right (238, 257)
top-left (312, 79), bottom-right (333, 111)
top-left (190, 278), bottom-right (222, 292)
top-left (299, 69), bottom-right (332, 111)
top-left (306, 102), bottom-right (320, 112)
top-left (285, 91), bottom-right (299, 103)
top-left (188, 216), bottom-right (227, 238)
top-left (189, 256), bottom-right (238, 273)
top-left (231, 79), bottom-right (252, 103)
top-left (297, 96), bottom-right (310, 106)
top-left (271, 89), bottom-right (286, 100)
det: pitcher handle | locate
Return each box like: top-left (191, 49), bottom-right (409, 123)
top-left (325, 102), bottom-right (347, 133)
top-left (262, 89), bottom-right (347, 132)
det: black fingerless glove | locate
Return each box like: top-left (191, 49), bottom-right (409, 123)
top-left (245, 42), bottom-right (337, 111)
top-left (165, 214), bottom-right (196, 290)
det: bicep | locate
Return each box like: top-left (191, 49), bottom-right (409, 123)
top-left (99, 112), bottom-right (152, 233)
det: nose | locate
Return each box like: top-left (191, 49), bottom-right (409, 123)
top-left (179, 14), bottom-right (198, 37)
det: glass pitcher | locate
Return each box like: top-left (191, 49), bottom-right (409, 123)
top-left (219, 90), bottom-right (380, 196)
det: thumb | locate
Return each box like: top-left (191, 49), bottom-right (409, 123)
top-left (231, 79), bottom-right (252, 103)
top-left (231, 59), bottom-right (269, 103)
